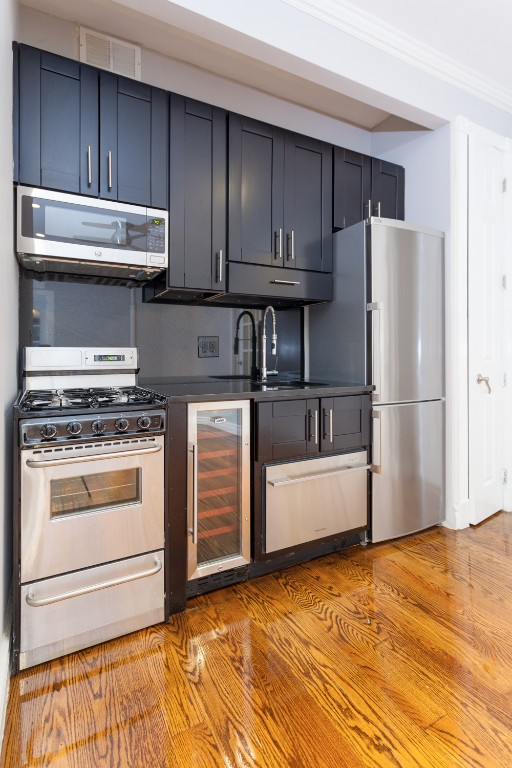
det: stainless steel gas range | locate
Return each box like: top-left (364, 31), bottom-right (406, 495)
top-left (13, 347), bottom-right (167, 670)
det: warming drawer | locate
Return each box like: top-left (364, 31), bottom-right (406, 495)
top-left (20, 551), bottom-right (165, 669)
top-left (264, 450), bottom-right (369, 553)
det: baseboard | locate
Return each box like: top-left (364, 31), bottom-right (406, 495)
top-left (0, 592), bottom-right (13, 752)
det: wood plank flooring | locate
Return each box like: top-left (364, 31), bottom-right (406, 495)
top-left (3, 513), bottom-right (512, 767)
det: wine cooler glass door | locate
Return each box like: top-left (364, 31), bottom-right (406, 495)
top-left (187, 400), bottom-right (250, 580)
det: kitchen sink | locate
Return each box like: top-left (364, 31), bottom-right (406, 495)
top-left (210, 375), bottom-right (331, 389)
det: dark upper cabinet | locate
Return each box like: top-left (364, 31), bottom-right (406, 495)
top-left (98, 72), bottom-right (168, 207)
top-left (167, 95), bottom-right (227, 293)
top-left (15, 44), bottom-right (168, 208)
top-left (370, 158), bottom-right (405, 220)
top-left (333, 147), bottom-right (404, 229)
top-left (17, 45), bottom-right (89, 194)
top-left (332, 147), bottom-right (371, 230)
top-left (284, 133), bottom-right (332, 272)
top-left (228, 114), bottom-right (284, 268)
top-left (228, 114), bottom-right (332, 273)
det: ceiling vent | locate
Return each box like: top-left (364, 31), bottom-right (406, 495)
top-left (79, 27), bottom-right (142, 81)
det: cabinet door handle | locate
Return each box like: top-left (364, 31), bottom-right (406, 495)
top-left (371, 410), bottom-right (382, 474)
top-left (108, 150), bottom-right (112, 190)
top-left (366, 199), bottom-right (372, 219)
top-left (268, 464), bottom-right (370, 487)
top-left (308, 409), bottom-right (318, 444)
top-left (87, 145), bottom-right (92, 186)
top-left (270, 279), bottom-right (301, 286)
top-left (323, 408), bottom-right (333, 442)
top-left (287, 230), bottom-right (295, 261)
top-left (217, 249), bottom-right (223, 283)
top-left (275, 229), bottom-right (283, 260)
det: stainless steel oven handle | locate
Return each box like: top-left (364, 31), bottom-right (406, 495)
top-left (268, 464), bottom-right (370, 487)
top-left (25, 556), bottom-right (162, 607)
top-left (26, 443), bottom-right (162, 468)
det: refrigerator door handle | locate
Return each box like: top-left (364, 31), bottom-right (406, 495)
top-left (371, 410), bottom-right (383, 474)
top-left (367, 302), bottom-right (383, 398)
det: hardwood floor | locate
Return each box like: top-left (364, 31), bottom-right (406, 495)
top-left (3, 513), bottom-right (512, 767)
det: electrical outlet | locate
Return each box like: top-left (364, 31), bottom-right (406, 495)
top-left (198, 336), bottom-right (219, 358)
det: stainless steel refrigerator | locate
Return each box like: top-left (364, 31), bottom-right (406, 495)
top-left (308, 217), bottom-right (444, 542)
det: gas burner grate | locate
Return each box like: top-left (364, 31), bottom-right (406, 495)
top-left (18, 386), bottom-right (167, 412)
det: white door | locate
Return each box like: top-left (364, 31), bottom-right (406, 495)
top-left (467, 133), bottom-right (506, 525)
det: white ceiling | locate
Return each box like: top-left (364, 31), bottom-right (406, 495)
top-left (351, 0), bottom-right (512, 94)
top-left (18, 0), bottom-right (512, 131)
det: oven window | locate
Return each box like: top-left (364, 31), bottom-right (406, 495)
top-left (50, 468), bottom-right (141, 518)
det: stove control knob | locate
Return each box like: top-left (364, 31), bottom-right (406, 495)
top-left (66, 421), bottom-right (82, 436)
top-left (137, 415), bottom-right (151, 430)
top-left (115, 418), bottom-right (129, 432)
top-left (91, 419), bottom-right (107, 435)
top-left (40, 423), bottom-right (57, 439)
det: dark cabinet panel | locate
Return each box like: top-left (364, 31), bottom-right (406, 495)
top-left (333, 148), bottom-right (404, 228)
top-left (228, 262), bottom-right (332, 303)
top-left (333, 147), bottom-right (371, 230)
top-left (15, 44), bottom-right (168, 207)
top-left (229, 115), bottom-right (332, 277)
top-left (168, 96), bottom-right (226, 293)
top-left (17, 45), bottom-right (85, 193)
top-left (371, 159), bottom-right (405, 220)
top-left (256, 394), bottom-right (370, 461)
top-left (284, 133), bottom-right (332, 272)
top-left (228, 114), bottom-right (284, 267)
top-left (99, 73), bottom-right (168, 207)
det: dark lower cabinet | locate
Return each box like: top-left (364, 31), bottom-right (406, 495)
top-left (14, 43), bottom-right (168, 207)
top-left (256, 394), bottom-right (370, 460)
top-left (333, 147), bottom-right (405, 229)
top-left (254, 392), bottom-right (371, 563)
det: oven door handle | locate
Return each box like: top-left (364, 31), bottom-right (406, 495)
top-left (25, 443), bottom-right (162, 468)
top-left (25, 556), bottom-right (163, 607)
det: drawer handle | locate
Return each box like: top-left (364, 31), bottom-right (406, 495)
top-left (268, 464), bottom-right (370, 487)
top-left (270, 279), bottom-right (301, 286)
top-left (25, 556), bottom-right (162, 607)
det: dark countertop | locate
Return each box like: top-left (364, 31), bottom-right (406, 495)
top-left (139, 375), bottom-right (373, 402)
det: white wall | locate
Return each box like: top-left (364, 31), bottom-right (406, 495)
top-left (17, 5), bottom-right (373, 154)
top-left (1, 0), bottom-right (19, 746)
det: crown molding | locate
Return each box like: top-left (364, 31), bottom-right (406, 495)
top-left (281, 0), bottom-right (512, 113)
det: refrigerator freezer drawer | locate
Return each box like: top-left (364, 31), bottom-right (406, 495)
top-left (20, 551), bottom-right (165, 669)
top-left (264, 451), bottom-right (368, 553)
top-left (371, 400), bottom-right (444, 542)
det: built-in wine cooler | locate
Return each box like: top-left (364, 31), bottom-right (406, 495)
top-left (187, 401), bottom-right (251, 583)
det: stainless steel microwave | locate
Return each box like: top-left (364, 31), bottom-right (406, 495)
top-left (16, 186), bottom-right (168, 282)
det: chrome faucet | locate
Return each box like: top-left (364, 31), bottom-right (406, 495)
top-left (261, 306), bottom-right (278, 382)
top-left (234, 310), bottom-right (259, 380)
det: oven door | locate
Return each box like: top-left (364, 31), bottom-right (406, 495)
top-left (20, 435), bottom-right (164, 583)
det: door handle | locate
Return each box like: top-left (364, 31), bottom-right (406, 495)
top-left (371, 410), bottom-right (382, 474)
top-left (87, 145), bottom-right (92, 186)
top-left (275, 229), bottom-right (283, 260)
top-left (367, 302), bottom-right (383, 398)
top-left (476, 374), bottom-right (492, 394)
top-left (26, 443), bottom-right (162, 468)
top-left (188, 443), bottom-right (198, 544)
top-left (217, 249), bottom-right (223, 284)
